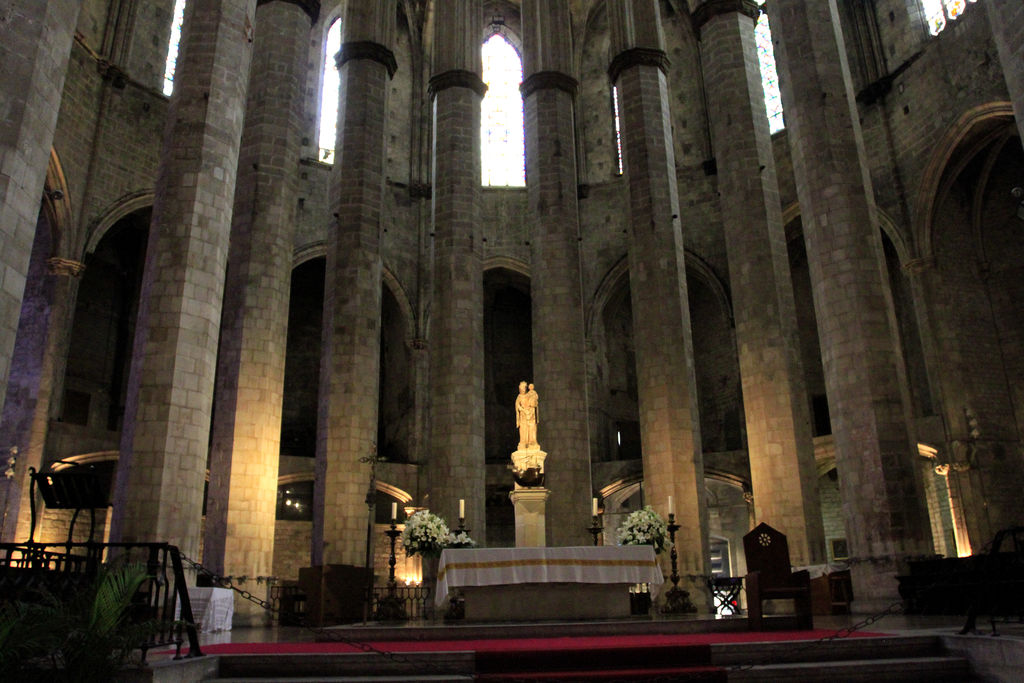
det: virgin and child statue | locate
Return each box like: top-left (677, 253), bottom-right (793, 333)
top-left (515, 381), bottom-right (540, 451)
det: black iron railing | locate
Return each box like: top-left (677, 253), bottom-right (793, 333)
top-left (0, 540), bottom-right (203, 660)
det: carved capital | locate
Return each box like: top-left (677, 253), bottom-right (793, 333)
top-left (902, 256), bottom-right (936, 274)
top-left (337, 41), bottom-right (397, 79)
top-left (47, 258), bottom-right (86, 278)
top-left (608, 47), bottom-right (670, 84)
top-left (520, 71), bottom-right (578, 99)
top-left (96, 60), bottom-right (127, 89)
top-left (256, 0), bottom-right (320, 23)
top-left (692, 0), bottom-right (761, 35)
top-left (428, 70), bottom-right (488, 99)
top-left (408, 338), bottom-right (428, 350)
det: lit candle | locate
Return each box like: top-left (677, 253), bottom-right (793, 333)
top-left (668, 496), bottom-right (674, 516)
top-left (391, 502), bottom-right (397, 521)
top-left (459, 498), bottom-right (465, 519)
top-left (592, 497), bottom-right (599, 517)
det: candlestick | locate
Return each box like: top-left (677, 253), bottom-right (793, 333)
top-left (375, 520), bottom-right (408, 621)
top-left (660, 512), bottom-right (696, 614)
top-left (588, 515), bottom-right (603, 546)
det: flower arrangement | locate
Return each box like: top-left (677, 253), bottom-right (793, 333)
top-left (445, 530), bottom-right (476, 549)
top-left (401, 510), bottom-right (450, 557)
top-left (617, 505), bottom-right (668, 554)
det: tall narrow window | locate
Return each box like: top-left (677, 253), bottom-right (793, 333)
top-left (162, 0), bottom-right (188, 96)
top-left (481, 34), bottom-right (525, 187)
top-left (921, 0), bottom-right (978, 36)
top-left (755, 1), bottom-right (784, 134)
top-left (318, 18), bottom-right (343, 164)
top-left (612, 85), bottom-right (624, 176)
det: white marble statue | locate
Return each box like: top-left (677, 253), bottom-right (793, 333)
top-left (515, 381), bottom-right (540, 450)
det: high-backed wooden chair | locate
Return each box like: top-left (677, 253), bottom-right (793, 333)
top-left (743, 522), bottom-right (813, 630)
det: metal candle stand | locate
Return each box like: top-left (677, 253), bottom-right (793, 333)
top-left (374, 520), bottom-right (407, 621)
top-left (588, 515), bottom-right (603, 546)
top-left (661, 513), bottom-right (697, 613)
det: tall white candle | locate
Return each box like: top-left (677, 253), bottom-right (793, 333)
top-left (391, 502), bottom-right (397, 521)
top-left (459, 498), bottom-right (465, 519)
top-left (668, 496), bottom-right (674, 516)
top-left (592, 497), bottom-right (599, 517)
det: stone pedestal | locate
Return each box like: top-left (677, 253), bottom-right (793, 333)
top-left (510, 488), bottom-right (550, 547)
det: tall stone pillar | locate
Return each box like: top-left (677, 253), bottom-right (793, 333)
top-left (0, 0), bottom-right (81, 414)
top-left (0, 216), bottom-right (83, 542)
top-left (312, 2), bottom-right (396, 566)
top-left (771, 0), bottom-right (932, 609)
top-left (109, 0), bottom-right (258, 556)
top-left (204, 0), bottom-right (316, 622)
top-left (986, 0), bottom-right (1024, 144)
top-left (608, 0), bottom-right (709, 608)
top-left (520, 0), bottom-right (592, 546)
top-left (428, 0), bottom-right (487, 539)
top-left (694, 0), bottom-right (824, 566)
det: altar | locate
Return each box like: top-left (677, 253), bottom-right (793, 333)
top-left (436, 545), bottom-right (663, 621)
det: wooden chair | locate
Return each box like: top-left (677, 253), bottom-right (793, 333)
top-left (743, 522), bottom-right (813, 630)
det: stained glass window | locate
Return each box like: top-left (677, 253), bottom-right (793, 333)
top-left (755, 1), bottom-right (784, 134)
top-left (922, 0), bottom-right (978, 36)
top-left (481, 34), bottom-right (525, 187)
top-left (612, 86), bottom-right (624, 175)
top-left (318, 18), bottom-right (343, 164)
top-left (162, 0), bottom-right (187, 96)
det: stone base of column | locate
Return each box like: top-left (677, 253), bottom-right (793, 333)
top-left (510, 488), bottom-right (550, 548)
top-left (849, 556), bottom-right (906, 614)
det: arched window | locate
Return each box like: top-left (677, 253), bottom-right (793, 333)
top-left (481, 34), bottom-right (525, 187)
top-left (612, 85), bottom-right (624, 176)
top-left (921, 0), bottom-right (979, 36)
top-left (162, 0), bottom-right (188, 96)
top-left (319, 18), bottom-right (343, 164)
top-left (755, 1), bottom-right (784, 134)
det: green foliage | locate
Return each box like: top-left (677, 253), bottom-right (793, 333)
top-left (0, 561), bottom-right (161, 682)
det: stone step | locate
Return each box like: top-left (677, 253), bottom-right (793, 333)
top-left (711, 634), bottom-right (949, 665)
top-left (726, 655), bottom-right (977, 682)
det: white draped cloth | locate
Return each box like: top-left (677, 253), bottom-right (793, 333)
top-left (436, 545), bottom-right (663, 606)
top-left (175, 586), bottom-right (234, 632)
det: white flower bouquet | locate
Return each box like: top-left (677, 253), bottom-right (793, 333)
top-left (445, 530), bottom-right (476, 549)
top-left (401, 510), bottom-right (450, 557)
top-left (616, 505), bottom-right (669, 554)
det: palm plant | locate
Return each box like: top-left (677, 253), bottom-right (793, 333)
top-left (0, 561), bottom-right (160, 682)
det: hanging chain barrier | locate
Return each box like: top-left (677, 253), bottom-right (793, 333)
top-left (177, 552), bottom-right (452, 675)
top-left (726, 599), bottom-right (906, 672)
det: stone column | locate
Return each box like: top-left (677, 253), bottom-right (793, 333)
top-left (109, 0), bottom-right (258, 557)
top-left (313, 1), bottom-right (396, 566)
top-left (428, 0), bottom-right (487, 539)
top-left (0, 213), bottom-right (83, 542)
top-left (203, 0), bottom-right (315, 623)
top-left (986, 0), bottom-right (1024, 144)
top-left (0, 0), bottom-right (82, 415)
top-left (694, 0), bottom-right (824, 566)
top-left (608, 0), bottom-right (709, 608)
top-left (520, 0), bottom-right (592, 546)
top-left (771, 0), bottom-right (932, 609)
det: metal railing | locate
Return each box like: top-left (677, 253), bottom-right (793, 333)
top-left (0, 540), bottom-right (203, 660)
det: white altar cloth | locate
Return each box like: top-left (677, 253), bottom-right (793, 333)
top-left (175, 586), bottom-right (234, 632)
top-left (436, 545), bottom-right (663, 607)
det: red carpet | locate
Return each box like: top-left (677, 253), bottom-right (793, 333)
top-left (175, 629), bottom-right (888, 655)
